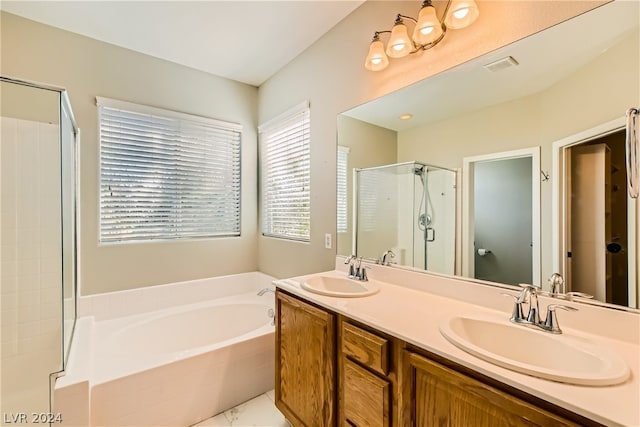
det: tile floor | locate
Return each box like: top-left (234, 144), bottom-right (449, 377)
top-left (193, 389), bottom-right (289, 427)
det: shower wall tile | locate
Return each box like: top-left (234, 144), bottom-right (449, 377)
top-left (1, 117), bottom-right (63, 393)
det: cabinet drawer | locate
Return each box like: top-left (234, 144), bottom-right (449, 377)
top-left (342, 322), bottom-right (389, 375)
top-left (343, 359), bottom-right (390, 427)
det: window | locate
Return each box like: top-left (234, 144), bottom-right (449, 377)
top-left (337, 146), bottom-right (350, 233)
top-left (260, 101), bottom-right (310, 241)
top-left (358, 168), bottom-right (382, 232)
top-left (97, 97), bottom-right (241, 243)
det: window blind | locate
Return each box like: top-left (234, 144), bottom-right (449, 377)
top-left (337, 146), bottom-right (350, 233)
top-left (260, 102), bottom-right (310, 241)
top-left (358, 169), bottom-right (381, 232)
top-left (98, 97), bottom-right (242, 243)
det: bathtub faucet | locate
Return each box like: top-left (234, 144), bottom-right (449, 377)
top-left (257, 288), bottom-right (275, 296)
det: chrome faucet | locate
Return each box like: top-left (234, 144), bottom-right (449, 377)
top-left (345, 255), bottom-right (357, 278)
top-left (548, 272), bottom-right (565, 296)
top-left (345, 255), bottom-right (368, 281)
top-left (547, 273), bottom-right (594, 301)
top-left (257, 288), bottom-right (275, 296)
top-left (505, 284), bottom-right (577, 334)
top-left (379, 249), bottom-right (395, 266)
top-left (525, 286), bottom-right (542, 325)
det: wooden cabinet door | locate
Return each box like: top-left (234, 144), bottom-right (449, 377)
top-left (343, 359), bottom-right (391, 427)
top-left (276, 291), bottom-right (336, 427)
top-left (405, 351), bottom-right (579, 427)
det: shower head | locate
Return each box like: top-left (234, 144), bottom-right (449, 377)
top-left (413, 165), bottom-right (426, 186)
top-left (412, 165), bottom-right (425, 176)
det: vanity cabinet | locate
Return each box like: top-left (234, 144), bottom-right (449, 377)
top-left (404, 350), bottom-right (580, 427)
top-left (339, 320), bottom-right (395, 427)
top-left (275, 290), bottom-right (336, 426)
top-left (275, 290), bottom-right (600, 427)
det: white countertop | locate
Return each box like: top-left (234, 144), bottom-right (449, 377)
top-left (274, 266), bottom-right (640, 427)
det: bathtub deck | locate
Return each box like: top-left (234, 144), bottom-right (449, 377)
top-left (193, 390), bottom-right (288, 427)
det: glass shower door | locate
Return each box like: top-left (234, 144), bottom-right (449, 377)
top-left (354, 161), bottom-right (456, 274)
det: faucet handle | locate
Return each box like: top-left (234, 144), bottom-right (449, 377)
top-left (357, 265), bottom-right (370, 281)
top-left (543, 304), bottom-right (578, 334)
top-left (502, 293), bottom-right (525, 322)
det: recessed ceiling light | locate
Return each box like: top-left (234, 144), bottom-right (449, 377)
top-left (399, 113), bottom-right (413, 120)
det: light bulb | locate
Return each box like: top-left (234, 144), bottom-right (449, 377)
top-left (444, 0), bottom-right (479, 30)
top-left (412, 4), bottom-right (443, 46)
top-left (386, 20), bottom-right (413, 58)
top-left (364, 38), bottom-right (389, 71)
top-left (454, 7), bottom-right (469, 19)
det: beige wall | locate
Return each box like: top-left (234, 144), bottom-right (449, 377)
top-left (397, 28), bottom-right (639, 282)
top-left (1, 12), bottom-right (259, 295)
top-left (258, 0), bottom-right (604, 278)
top-left (1, 1), bottom-right (607, 291)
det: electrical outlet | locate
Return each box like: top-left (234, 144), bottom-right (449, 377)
top-left (324, 233), bottom-right (332, 249)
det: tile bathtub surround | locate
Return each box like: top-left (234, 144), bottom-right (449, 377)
top-left (194, 390), bottom-right (288, 427)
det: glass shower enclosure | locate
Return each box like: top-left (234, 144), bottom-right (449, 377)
top-left (1, 76), bottom-right (78, 421)
top-left (354, 161), bottom-right (456, 274)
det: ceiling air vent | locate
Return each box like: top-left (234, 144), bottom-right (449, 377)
top-left (483, 56), bottom-right (519, 72)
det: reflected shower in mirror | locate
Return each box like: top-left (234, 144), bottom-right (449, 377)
top-left (336, 1), bottom-right (640, 309)
top-left (353, 161), bottom-right (456, 274)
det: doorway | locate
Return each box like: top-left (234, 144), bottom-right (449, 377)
top-left (564, 131), bottom-right (629, 304)
top-left (462, 147), bottom-right (541, 285)
top-left (553, 117), bottom-right (637, 308)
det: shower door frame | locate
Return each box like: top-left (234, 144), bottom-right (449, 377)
top-left (352, 161), bottom-right (457, 269)
top-left (0, 75), bottom-right (80, 410)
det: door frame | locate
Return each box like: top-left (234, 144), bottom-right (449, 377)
top-left (552, 116), bottom-right (637, 307)
top-left (462, 147), bottom-right (541, 285)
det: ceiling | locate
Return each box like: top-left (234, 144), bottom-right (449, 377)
top-left (0, 0), bottom-right (364, 87)
top-left (343, 1), bottom-right (639, 131)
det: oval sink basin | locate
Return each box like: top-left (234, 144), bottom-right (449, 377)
top-left (301, 275), bottom-right (380, 298)
top-left (439, 315), bottom-right (630, 386)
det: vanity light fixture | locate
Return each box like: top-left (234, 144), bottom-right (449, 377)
top-left (365, 0), bottom-right (480, 71)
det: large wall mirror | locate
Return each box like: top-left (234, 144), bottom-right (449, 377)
top-left (337, 1), bottom-right (639, 309)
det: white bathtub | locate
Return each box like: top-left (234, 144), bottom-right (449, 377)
top-left (54, 272), bottom-right (276, 427)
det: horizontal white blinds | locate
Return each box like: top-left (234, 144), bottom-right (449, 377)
top-left (337, 146), bottom-right (349, 233)
top-left (260, 103), bottom-right (310, 241)
top-left (98, 99), bottom-right (241, 243)
top-left (357, 169), bottom-right (382, 232)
